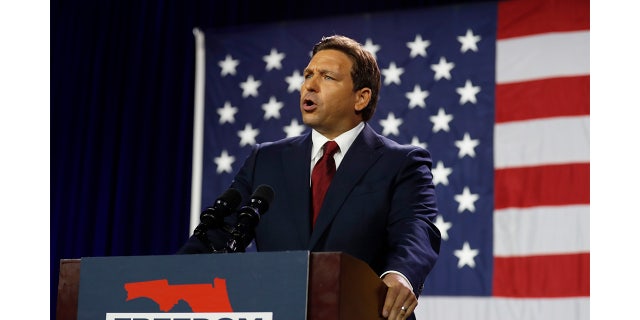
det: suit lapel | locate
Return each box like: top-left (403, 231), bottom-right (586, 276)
top-left (282, 134), bottom-right (313, 245)
top-left (308, 124), bottom-right (383, 249)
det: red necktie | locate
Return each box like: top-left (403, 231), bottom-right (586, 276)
top-left (311, 140), bottom-right (339, 227)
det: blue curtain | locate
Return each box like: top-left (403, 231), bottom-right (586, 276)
top-left (51, 0), bottom-right (467, 318)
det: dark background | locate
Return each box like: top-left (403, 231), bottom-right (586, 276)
top-left (51, 0), bottom-right (482, 318)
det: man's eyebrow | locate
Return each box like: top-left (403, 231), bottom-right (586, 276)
top-left (304, 68), bottom-right (337, 76)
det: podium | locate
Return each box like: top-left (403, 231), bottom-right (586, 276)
top-left (56, 252), bottom-right (387, 320)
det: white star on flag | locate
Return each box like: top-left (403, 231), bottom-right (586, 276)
top-left (410, 136), bottom-right (427, 149)
top-left (362, 38), bottom-right (381, 59)
top-left (263, 48), bottom-right (286, 71)
top-left (406, 34), bottom-right (431, 58)
top-left (217, 101), bottom-right (238, 124)
top-left (429, 108), bottom-right (453, 132)
top-left (405, 84), bottom-right (429, 109)
top-left (381, 62), bottom-right (404, 85)
top-left (262, 96), bottom-right (284, 120)
top-left (431, 56), bottom-right (455, 81)
top-left (239, 75), bottom-right (262, 98)
top-left (213, 150), bottom-right (235, 174)
top-left (434, 215), bottom-right (452, 241)
top-left (237, 123), bottom-right (260, 146)
top-left (453, 241), bottom-right (479, 268)
top-left (379, 112), bottom-right (403, 136)
top-left (283, 118), bottom-right (306, 138)
top-left (285, 70), bottom-right (304, 92)
top-left (218, 54), bottom-right (239, 76)
top-left (455, 132), bottom-right (480, 158)
top-left (454, 186), bottom-right (479, 213)
top-left (456, 79), bottom-right (481, 105)
top-left (457, 29), bottom-right (482, 53)
top-left (431, 160), bottom-right (453, 186)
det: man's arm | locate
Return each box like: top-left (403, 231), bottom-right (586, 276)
top-left (384, 146), bottom-right (441, 294)
top-left (381, 146), bottom-right (441, 319)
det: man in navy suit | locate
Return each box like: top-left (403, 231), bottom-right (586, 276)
top-left (179, 35), bottom-right (440, 320)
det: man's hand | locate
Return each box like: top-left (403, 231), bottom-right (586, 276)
top-left (381, 273), bottom-right (417, 320)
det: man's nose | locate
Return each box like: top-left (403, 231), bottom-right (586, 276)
top-left (303, 75), bottom-right (318, 92)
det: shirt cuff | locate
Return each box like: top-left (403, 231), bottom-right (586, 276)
top-left (380, 270), bottom-right (414, 293)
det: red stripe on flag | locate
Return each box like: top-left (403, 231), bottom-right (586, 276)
top-left (497, 0), bottom-right (590, 39)
top-left (495, 76), bottom-right (590, 123)
top-left (494, 163), bottom-right (589, 209)
top-left (493, 253), bottom-right (590, 297)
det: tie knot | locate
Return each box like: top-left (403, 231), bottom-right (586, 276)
top-left (323, 140), bottom-right (339, 158)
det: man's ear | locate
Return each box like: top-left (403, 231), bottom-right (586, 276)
top-left (354, 87), bottom-right (372, 112)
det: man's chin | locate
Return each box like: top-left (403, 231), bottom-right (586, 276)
top-left (300, 114), bottom-right (318, 127)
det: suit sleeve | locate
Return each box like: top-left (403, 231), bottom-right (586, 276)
top-left (384, 147), bottom-right (441, 296)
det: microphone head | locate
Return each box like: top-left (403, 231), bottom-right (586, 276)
top-left (252, 184), bottom-right (275, 204)
top-left (201, 188), bottom-right (243, 227)
top-left (219, 188), bottom-right (242, 208)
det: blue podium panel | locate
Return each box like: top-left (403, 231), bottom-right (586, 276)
top-left (78, 251), bottom-right (310, 320)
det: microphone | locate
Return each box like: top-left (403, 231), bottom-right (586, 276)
top-left (226, 184), bottom-right (275, 253)
top-left (194, 188), bottom-right (242, 252)
top-left (200, 188), bottom-right (242, 228)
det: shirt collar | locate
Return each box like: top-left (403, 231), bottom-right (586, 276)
top-left (311, 122), bottom-right (365, 160)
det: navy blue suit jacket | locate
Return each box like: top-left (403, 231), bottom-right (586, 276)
top-left (179, 123), bottom-right (441, 297)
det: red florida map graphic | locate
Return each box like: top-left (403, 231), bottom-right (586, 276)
top-left (124, 278), bottom-right (233, 312)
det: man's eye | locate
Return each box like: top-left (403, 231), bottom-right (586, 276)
top-left (324, 75), bottom-right (334, 80)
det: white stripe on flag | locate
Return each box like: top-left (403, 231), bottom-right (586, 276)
top-left (494, 204), bottom-right (590, 256)
top-left (417, 296), bottom-right (590, 320)
top-left (494, 115), bottom-right (590, 169)
top-left (496, 30), bottom-right (590, 84)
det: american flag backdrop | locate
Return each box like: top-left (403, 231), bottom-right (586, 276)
top-left (189, 0), bottom-right (590, 318)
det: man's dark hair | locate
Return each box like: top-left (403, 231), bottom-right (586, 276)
top-left (312, 35), bottom-right (381, 122)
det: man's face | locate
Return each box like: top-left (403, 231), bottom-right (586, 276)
top-left (300, 49), bottom-right (367, 139)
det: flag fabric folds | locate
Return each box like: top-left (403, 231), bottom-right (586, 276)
top-left (192, 0), bottom-right (589, 318)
